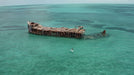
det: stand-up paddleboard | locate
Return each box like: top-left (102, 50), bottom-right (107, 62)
top-left (70, 48), bottom-right (74, 53)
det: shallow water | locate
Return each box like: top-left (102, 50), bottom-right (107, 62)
top-left (0, 4), bottom-right (134, 75)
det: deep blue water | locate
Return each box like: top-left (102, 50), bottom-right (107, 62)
top-left (0, 4), bottom-right (134, 75)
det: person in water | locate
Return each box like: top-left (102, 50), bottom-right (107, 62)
top-left (70, 48), bottom-right (74, 53)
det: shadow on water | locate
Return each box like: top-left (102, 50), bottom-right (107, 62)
top-left (2, 26), bottom-right (25, 28)
top-left (88, 23), bottom-right (134, 34)
top-left (0, 26), bottom-right (27, 31)
top-left (83, 31), bottom-right (109, 40)
top-left (0, 29), bottom-right (4, 31)
top-left (91, 24), bottom-right (106, 28)
top-left (105, 27), bottom-right (134, 33)
top-left (80, 20), bottom-right (94, 23)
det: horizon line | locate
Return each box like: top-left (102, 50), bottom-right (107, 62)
top-left (1, 3), bottom-right (134, 7)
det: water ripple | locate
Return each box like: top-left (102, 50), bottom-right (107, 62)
top-left (106, 27), bottom-right (134, 33)
top-left (1, 26), bottom-right (26, 31)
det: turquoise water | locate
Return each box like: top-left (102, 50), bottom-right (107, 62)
top-left (0, 4), bottom-right (134, 75)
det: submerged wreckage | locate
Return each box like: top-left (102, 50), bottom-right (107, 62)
top-left (27, 21), bottom-right (106, 39)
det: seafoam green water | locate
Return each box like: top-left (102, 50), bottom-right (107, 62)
top-left (0, 4), bottom-right (134, 75)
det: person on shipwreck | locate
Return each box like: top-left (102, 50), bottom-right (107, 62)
top-left (101, 30), bottom-right (106, 36)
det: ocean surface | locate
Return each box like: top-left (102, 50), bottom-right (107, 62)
top-left (0, 4), bottom-right (134, 75)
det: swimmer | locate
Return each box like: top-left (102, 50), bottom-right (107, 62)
top-left (70, 48), bottom-right (74, 53)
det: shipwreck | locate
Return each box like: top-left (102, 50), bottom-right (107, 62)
top-left (27, 21), bottom-right (106, 39)
top-left (28, 21), bottom-right (86, 38)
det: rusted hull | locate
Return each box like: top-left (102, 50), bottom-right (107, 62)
top-left (28, 26), bottom-right (83, 39)
top-left (27, 21), bottom-right (85, 39)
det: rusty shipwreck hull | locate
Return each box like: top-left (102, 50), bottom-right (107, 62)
top-left (27, 21), bottom-right (85, 39)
